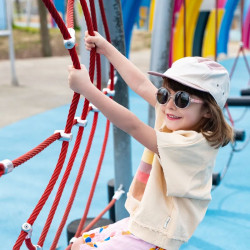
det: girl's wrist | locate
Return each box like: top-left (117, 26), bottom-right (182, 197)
top-left (102, 41), bottom-right (113, 58)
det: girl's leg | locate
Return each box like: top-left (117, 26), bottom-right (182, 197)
top-left (73, 217), bottom-right (162, 250)
top-left (72, 218), bottom-right (128, 250)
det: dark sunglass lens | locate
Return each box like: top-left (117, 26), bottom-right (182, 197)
top-left (175, 92), bottom-right (190, 108)
top-left (157, 88), bottom-right (169, 104)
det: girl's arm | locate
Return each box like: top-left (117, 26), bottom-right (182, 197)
top-left (68, 65), bottom-right (158, 154)
top-left (84, 31), bottom-right (157, 107)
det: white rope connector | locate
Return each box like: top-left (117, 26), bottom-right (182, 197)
top-left (70, 237), bottom-right (77, 244)
top-left (89, 104), bottom-right (99, 112)
top-left (107, 76), bottom-right (118, 88)
top-left (35, 246), bottom-right (43, 250)
top-left (75, 117), bottom-right (88, 127)
top-left (0, 159), bottom-right (14, 175)
top-left (64, 28), bottom-right (76, 49)
top-left (112, 184), bottom-right (125, 200)
top-left (103, 88), bottom-right (115, 97)
top-left (54, 130), bottom-right (73, 142)
top-left (22, 222), bottom-right (32, 239)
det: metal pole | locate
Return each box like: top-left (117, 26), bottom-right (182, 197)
top-left (148, 0), bottom-right (174, 126)
top-left (103, 0), bottom-right (132, 221)
top-left (95, 0), bottom-right (109, 87)
top-left (6, 0), bottom-right (19, 86)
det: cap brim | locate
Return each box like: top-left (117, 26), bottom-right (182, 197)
top-left (148, 71), bottom-right (208, 93)
top-left (148, 71), bottom-right (166, 78)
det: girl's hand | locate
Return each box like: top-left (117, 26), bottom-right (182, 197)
top-left (68, 64), bottom-right (91, 94)
top-left (84, 31), bottom-right (108, 55)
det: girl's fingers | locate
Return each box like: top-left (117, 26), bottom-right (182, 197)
top-left (68, 65), bottom-right (74, 71)
top-left (85, 43), bottom-right (95, 51)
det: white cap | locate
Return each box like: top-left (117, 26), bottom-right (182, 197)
top-left (148, 57), bottom-right (230, 109)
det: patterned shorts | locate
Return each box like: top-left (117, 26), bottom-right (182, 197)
top-left (76, 217), bottom-right (165, 250)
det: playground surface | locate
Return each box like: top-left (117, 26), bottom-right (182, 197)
top-left (0, 49), bottom-right (250, 249)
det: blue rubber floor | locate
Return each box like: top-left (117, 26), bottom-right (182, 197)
top-left (0, 56), bottom-right (250, 250)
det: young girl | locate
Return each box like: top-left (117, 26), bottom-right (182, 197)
top-left (68, 31), bottom-right (234, 250)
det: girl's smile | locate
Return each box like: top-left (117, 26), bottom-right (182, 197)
top-left (160, 88), bottom-right (208, 131)
top-left (166, 114), bottom-right (181, 120)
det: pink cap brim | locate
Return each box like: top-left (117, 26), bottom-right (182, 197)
top-left (148, 71), bottom-right (208, 93)
top-left (148, 71), bottom-right (166, 78)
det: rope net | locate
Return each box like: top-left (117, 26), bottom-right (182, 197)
top-left (0, 0), bottom-right (115, 249)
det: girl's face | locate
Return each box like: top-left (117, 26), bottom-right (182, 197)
top-left (159, 87), bottom-right (209, 131)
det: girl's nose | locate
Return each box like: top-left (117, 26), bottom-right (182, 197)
top-left (165, 96), bottom-right (176, 110)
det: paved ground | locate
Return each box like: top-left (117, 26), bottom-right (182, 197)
top-left (0, 49), bottom-right (150, 128)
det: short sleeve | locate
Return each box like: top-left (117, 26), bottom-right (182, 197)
top-left (155, 130), bottom-right (218, 200)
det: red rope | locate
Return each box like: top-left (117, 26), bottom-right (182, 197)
top-left (12, 133), bottom-right (60, 167)
top-left (81, 199), bottom-right (116, 234)
top-left (215, 0), bottom-right (218, 61)
top-left (37, 0), bottom-right (98, 245)
top-left (14, 140), bottom-right (70, 249)
top-left (0, 133), bottom-right (59, 178)
top-left (74, 120), bottom-right (110, 238)
top-left (98, 0), bottom-right (115, 89)
top-left (11, 0), bottom-right (115, 248)
top-left (66, 0), bottom-right (74, 28)
top-left (51, 1), bottom-right (115, 246)
top-left (241, 0), bottom-right (244, 43)
top-left (183, 0), bottom-right (186, 57)
top-left (13, 0), bottom-right (84, 246)
top-left (0, 163), bottom-right (4, 177)
top-left (53, 111), bottom-right (99, 243)
top-left (72, 0), bottom-right (105, 238)
top-left (50, 103), bottom-right (91, 250)
top-left (37, 127), bottom-right (86, 247)
top-left (24, 238), bottom-right (36, 250)
top-left (66, 199), bottom-right (116, 250)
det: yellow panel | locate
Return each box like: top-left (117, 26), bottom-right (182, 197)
top-left (149, 0), bottom-right (155, 31)
top-left (173, 0), bottom-right (203, 62)
top-left (202, 9), bottom-right (224, 58)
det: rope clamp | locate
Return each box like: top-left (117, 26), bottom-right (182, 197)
top-left (75, 117), bottom-right (88, 127)
top-left (70, 237), bottom-right (77, 244)
top-left (54, 130), bottom-right (73, 142)
top-left (64, 28), bottom-right (76, 49)
top-left (103, 88), bottom-right (115, 97)
top-left (0, 159), bottom-right (14, 175)
top-left (112, 184), bottom-right (125, 200)
top-left (22, 222), bottom-right (32, 238)
top-left (89, 104), bottom-right (99, 112)
top-left (107, 76), bottom-right (118, 87)
top-left (35, 246), bottom-right (42, 250)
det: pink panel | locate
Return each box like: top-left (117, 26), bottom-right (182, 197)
top-left (169, 0), bottom-right (183, 67)
top-left (243, 6), bottom-right (250, 48)
top-left (218, 0), bottom-right (227, 8)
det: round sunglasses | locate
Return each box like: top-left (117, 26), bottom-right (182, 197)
top-left (156, 87), bottom-right (203, 109)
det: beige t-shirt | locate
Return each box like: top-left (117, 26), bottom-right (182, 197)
top-left (125, 103), bottom-right (218, 249)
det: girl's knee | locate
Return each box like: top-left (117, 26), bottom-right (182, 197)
top-left (71, 237), bottom-right (83, 250)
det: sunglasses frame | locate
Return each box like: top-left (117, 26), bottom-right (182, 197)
top-left (156, 87), bottom-right (203, 109)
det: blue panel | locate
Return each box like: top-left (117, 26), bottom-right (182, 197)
top-left (217, 0), bottom-right (240, 55)
top-left (121, 0), bottom-right (143, 57)
top-left (53, 0), bottom-right (66, 23)
top-left (0, 0), bottom-right (7, 30)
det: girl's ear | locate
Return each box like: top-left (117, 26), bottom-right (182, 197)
top-left (203, 109), bottom-right (211, 118)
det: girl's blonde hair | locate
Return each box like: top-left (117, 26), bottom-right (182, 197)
top-left (163, 78), bottom-right (234, 148)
